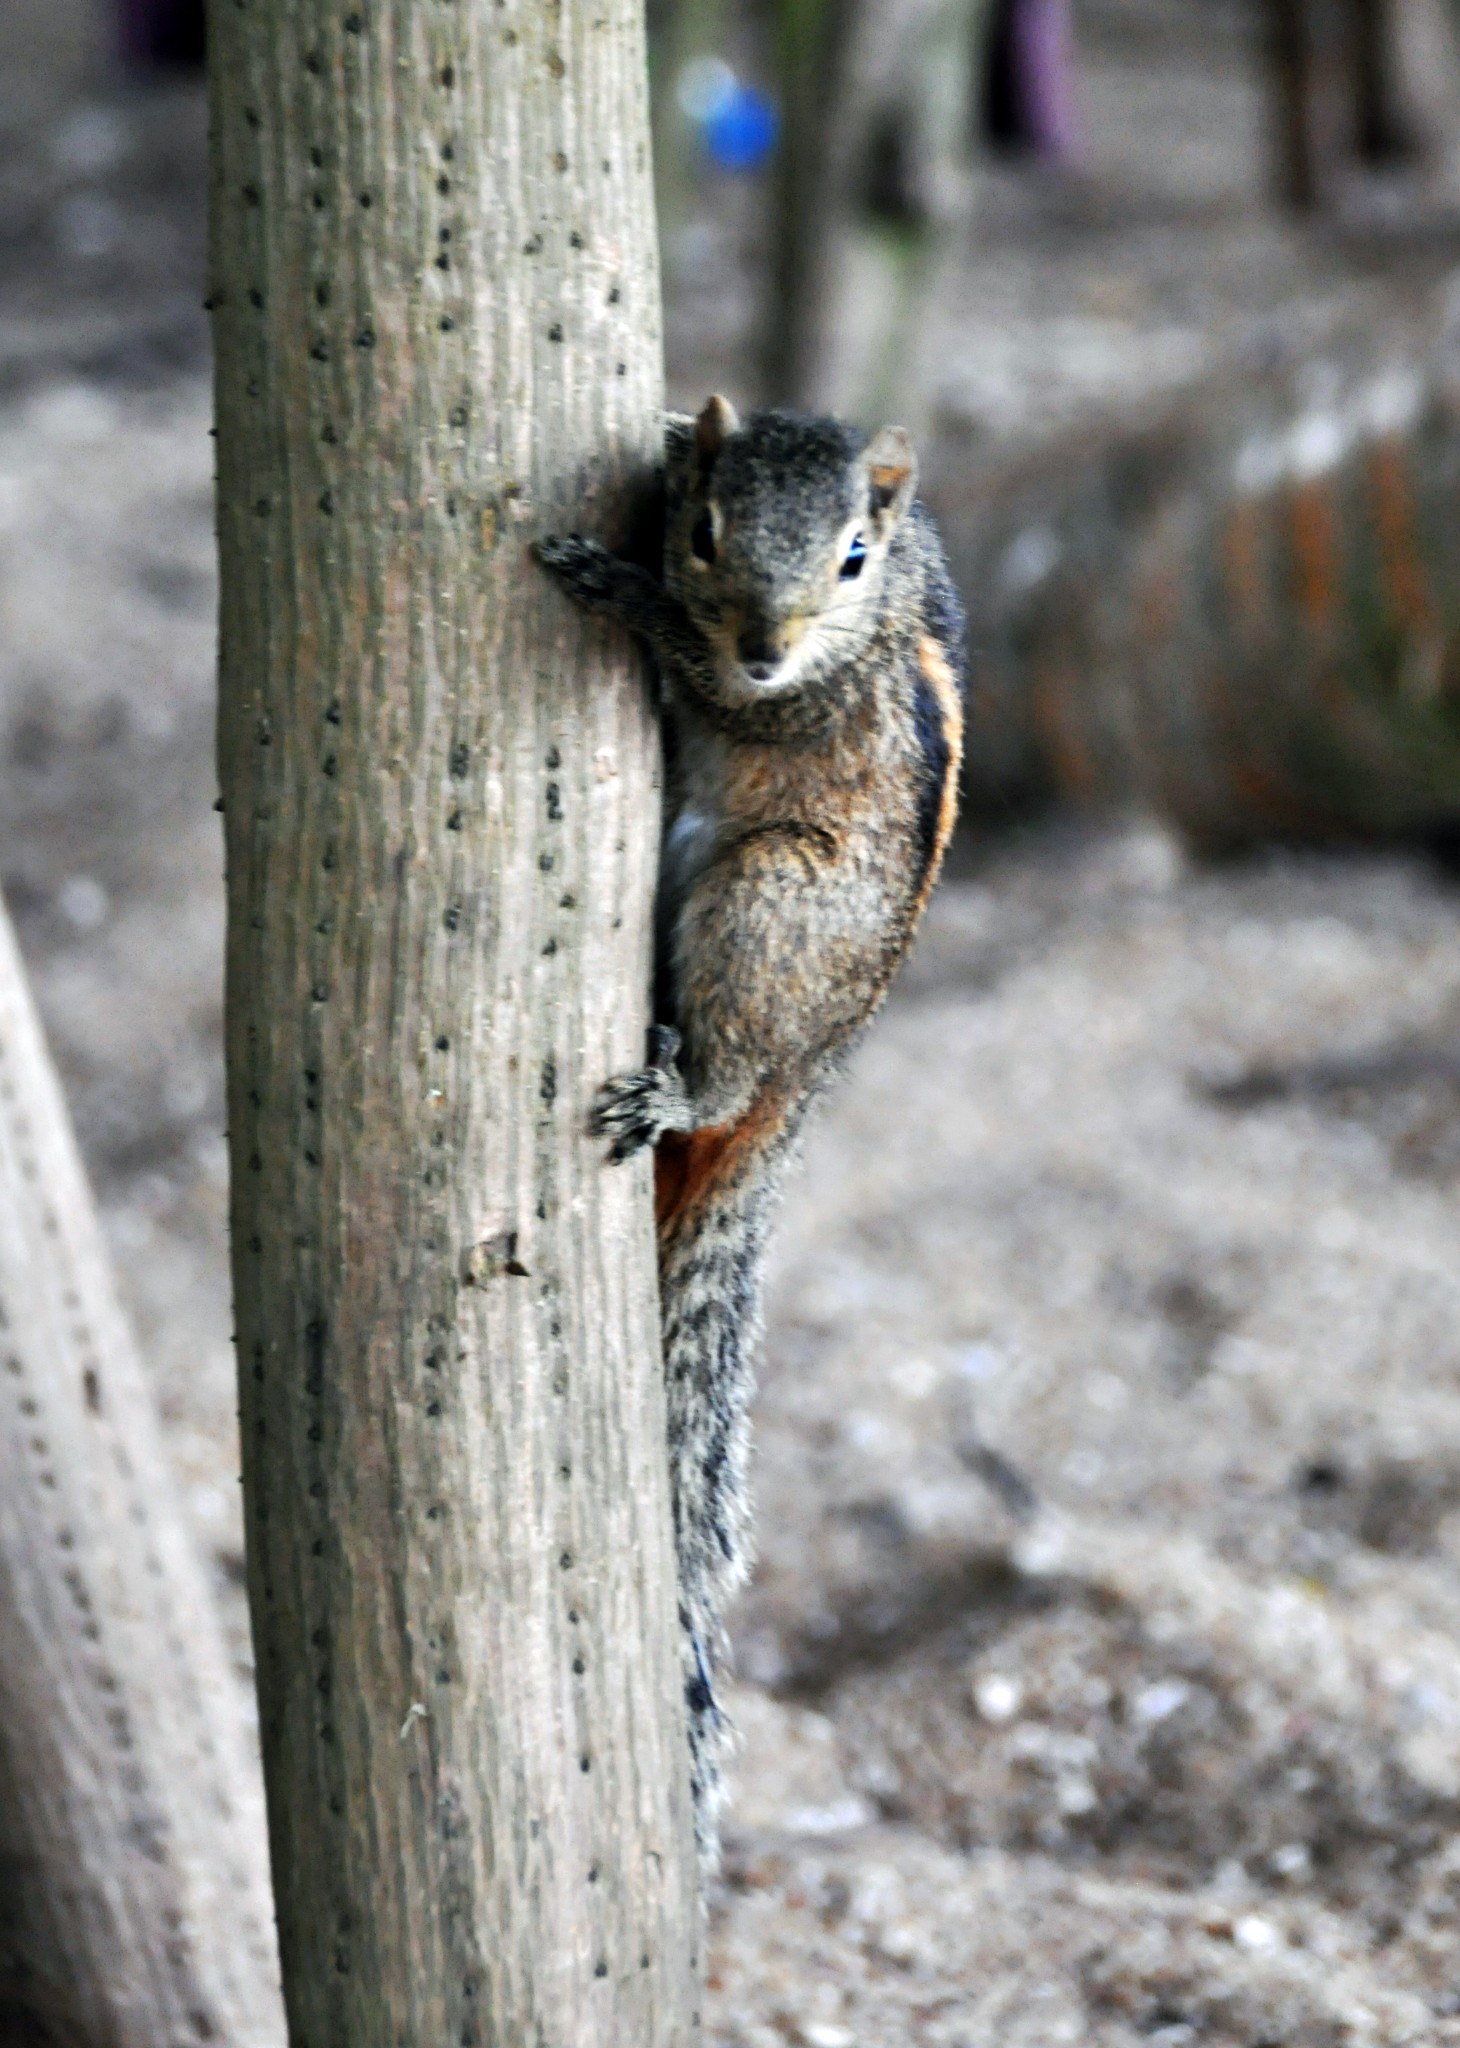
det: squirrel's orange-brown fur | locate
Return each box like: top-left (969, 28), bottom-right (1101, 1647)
top-left (536, 398), bottom-right (967, 1868)
top-left (654, 1100), bottom-right (789, 1240)
top-left (915, 634), bottom-right (965, 916)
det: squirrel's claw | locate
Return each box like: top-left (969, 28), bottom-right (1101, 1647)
top-left (590, 1051), bottom-right (682, 1161)
top-left (589, 1071), bottom-right (662, 1158)
top-left (532, 532), bottom-right (620, 609)
top-left (532, 532), bottom-right (588, 567)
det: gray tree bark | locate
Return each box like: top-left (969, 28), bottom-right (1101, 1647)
top-left (208, 2), bottom-right (700, 2044)
top-left (0, 892), bottom-right (282, 2048)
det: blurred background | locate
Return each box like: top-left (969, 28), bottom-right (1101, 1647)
top-left (7, 2), bottom-right (1460, 2041)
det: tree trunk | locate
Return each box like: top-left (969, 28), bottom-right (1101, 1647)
top-left (932, 285), bottom-right (1460, 843)
top-left (765, 0), bottom-right (986, 420)
top-left (1352, 0), bottom-right (1415, 160)
top-left (207, 3), bottom-right (699, 2044)
top-left (764, 0), bottom-right (867, 407)
top-left (0, 892), bottom-right (282, 2048)
top-left (647, 0), bottom-right (729, 256)
top-left (1267, 0), bottom-right (1352, 206)
top-left (983, 0), bottom-right (1076, 159)
top-left (1266, 0), bottom-right (1412, 205)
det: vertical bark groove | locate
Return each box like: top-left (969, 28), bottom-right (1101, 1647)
top-left (209, 2), bottom-right (699, 2041)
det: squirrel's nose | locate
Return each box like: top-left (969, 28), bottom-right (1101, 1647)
top-left (737, 625), bottom-right (783, 676)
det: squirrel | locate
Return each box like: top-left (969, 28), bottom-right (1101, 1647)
top-left (535, 396), bottom-right (967, 1868)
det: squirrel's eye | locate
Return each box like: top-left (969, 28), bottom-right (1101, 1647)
top-left (690, 510), bottom-right (716, 566)
top-left (840, 532), bottom-right (867, 580)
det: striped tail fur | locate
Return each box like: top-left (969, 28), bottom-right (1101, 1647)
top-left (654, 1098), bottom-right (797, 1866)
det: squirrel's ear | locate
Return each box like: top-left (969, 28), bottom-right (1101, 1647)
top-left (694, 394), bottom-right (740, 476)
top-left (864, 425), bottom-right (917, 529)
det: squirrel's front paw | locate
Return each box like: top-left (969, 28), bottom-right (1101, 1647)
top-left (590, 1028), bottom-right (684, 1163)
top-left (533, 533), bottom-right (620, 611)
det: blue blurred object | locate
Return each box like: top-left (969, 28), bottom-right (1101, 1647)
top-left (701, 83), bottom-right (779, 173)
top-left (676, 59), bottom-right (778, 175)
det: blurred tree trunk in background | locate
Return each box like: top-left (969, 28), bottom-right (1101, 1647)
top-left (766, 0), bottom-right (990, 421)
top-left (117, 0), bottom-right (206, 70)
top-left (648, 0), bottom-right (730, 253)
top-left (1388, 0), bottom-right (1460, 178)
top-left (1269, 0), bottom-right (1353, 206)
top-left (1267, 0), bottom-right (1413, 206)
top-left (934, 290), bottom-right (1460, 843)
top-left (1352, 0), bottom-right (1413, 157)
top-left (209, 1), bottom-right (699, 2043)
top-left (763, 0), bottom-right (865, 408)
top-left (983, 0), bottom-right (1078, 161)
top-left (0, 895), bottom-right (282, 2048)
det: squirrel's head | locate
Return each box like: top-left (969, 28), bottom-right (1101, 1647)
top-left (666, 397), bottom-right (918, 701)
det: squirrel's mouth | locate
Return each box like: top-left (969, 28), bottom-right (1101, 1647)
top-left (723, 651), bottom-right (807, 700)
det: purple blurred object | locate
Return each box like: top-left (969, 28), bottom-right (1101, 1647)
top-left (983, 0), bottom-right (1078, 162)
top-left (1014, 0), bottom-right (1076, 158)
top-left (117, 0), bottom-right (204, 69)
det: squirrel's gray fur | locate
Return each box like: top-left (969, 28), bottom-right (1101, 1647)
top-left (536, 398), bottom-right (967, 1870)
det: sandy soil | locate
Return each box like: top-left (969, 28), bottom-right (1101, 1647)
top-left (716, 820), bottom-right (1460, 2045)
top-left (7, 8), bottom-right (1460, 2042)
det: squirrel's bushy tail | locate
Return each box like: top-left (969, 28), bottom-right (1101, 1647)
top-left (654, 1101), bottom-right (795, 1866)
